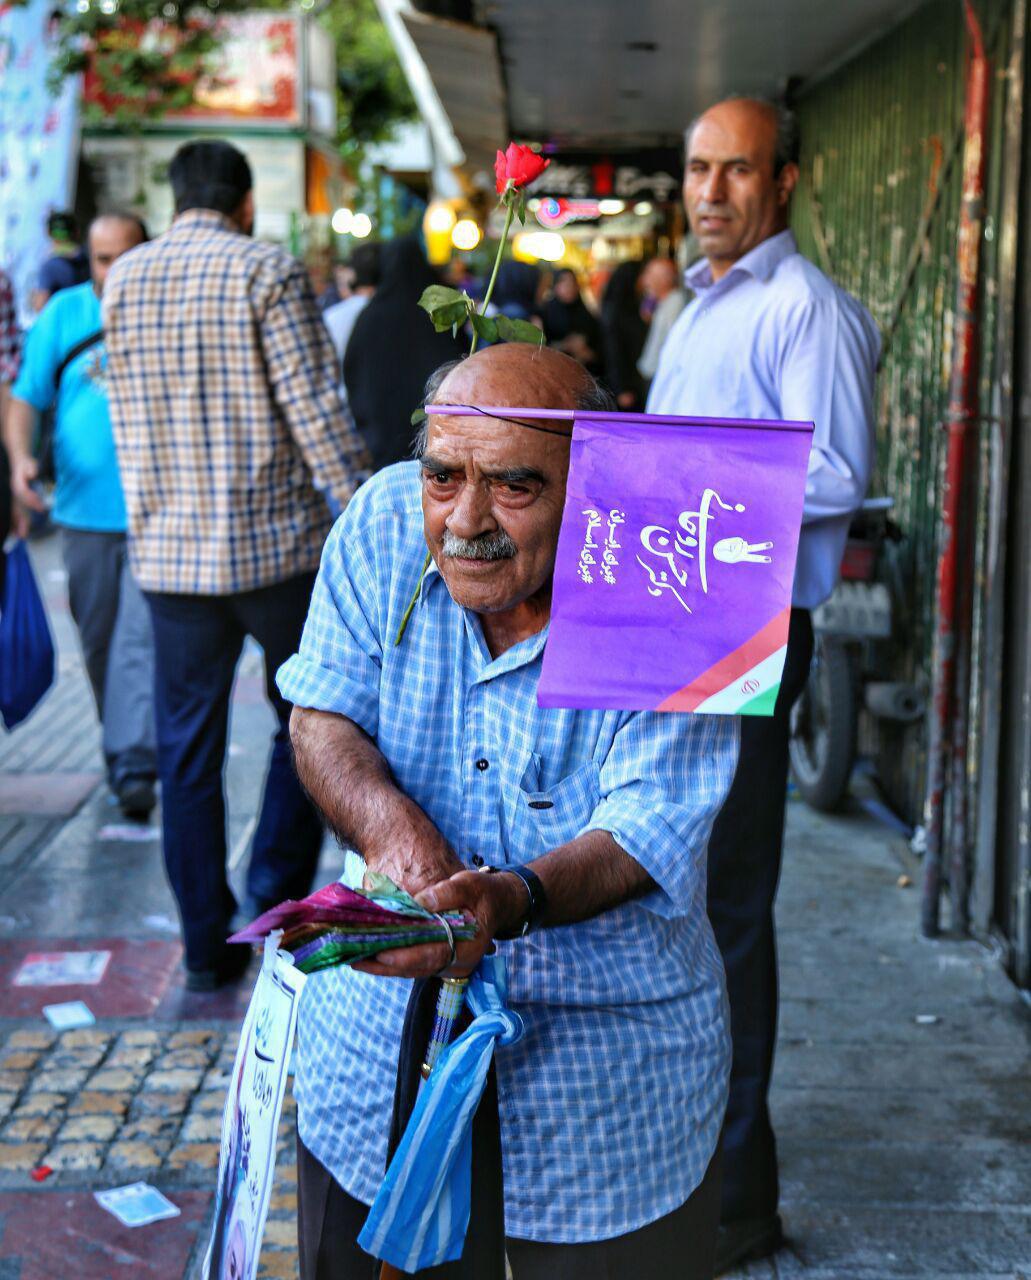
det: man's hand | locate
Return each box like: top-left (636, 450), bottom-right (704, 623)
top-left (10, 454), bottom-right (44, 537)
top-left (351, 869), bottom-right (527, 980)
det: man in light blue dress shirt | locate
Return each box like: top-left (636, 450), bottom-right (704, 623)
top-left (278, 344), bottom-right (739, 1278)
top-left (647, 97), bottom-right (879, 1273)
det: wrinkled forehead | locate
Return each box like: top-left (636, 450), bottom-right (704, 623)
top-left (423, 409), bottom-right (570, 473)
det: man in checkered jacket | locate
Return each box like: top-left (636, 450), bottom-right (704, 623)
top-left (103, 140), bottom-right (370, 991)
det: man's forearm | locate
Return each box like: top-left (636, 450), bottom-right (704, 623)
top-left (3, 395), bottom-right (36, 464)
top-left (289, 705), bottom-right (463, 894)
top-left (527, 830), bottom-right (656, 928)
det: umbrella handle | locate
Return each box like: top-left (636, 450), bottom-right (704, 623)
top-left (377, 976), bottom-right (469, 1279)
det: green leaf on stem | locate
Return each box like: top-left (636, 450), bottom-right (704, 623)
top-left (469, 313), bottom-right (499, 344)
top-left (429, 300), bottom-right (471, 333)
top-left (417, 285), bottom-right (465, 316)
top-left (411, 406), bottom-right (427, 427)
top-left (496, 315), bottom-right (544, 346)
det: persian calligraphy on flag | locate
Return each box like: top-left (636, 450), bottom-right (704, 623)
top-left (538, 412), bottom-right (813, 715)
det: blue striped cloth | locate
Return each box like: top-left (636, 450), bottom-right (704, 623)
top-left (276, 462), bottom-right (739, 1243)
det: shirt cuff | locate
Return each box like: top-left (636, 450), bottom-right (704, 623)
top-left (583, 796), bottom-right (698, 920)
top-left (276, 653), bottom-right (379, 738)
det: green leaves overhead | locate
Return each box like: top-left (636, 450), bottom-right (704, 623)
top-left (417, 286), bottom-right (544, 349)
top-left (495, 315), bottom-right (544, 346)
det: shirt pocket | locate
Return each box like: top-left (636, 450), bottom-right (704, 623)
top-left (500, 761), bottom-right (602, 860)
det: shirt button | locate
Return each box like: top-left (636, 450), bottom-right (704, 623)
top-left (475, 758), bottom-right (490, 771)
top-left (471, 854), bottom-right (485, 867)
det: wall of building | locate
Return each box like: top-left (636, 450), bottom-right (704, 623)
top-left (791, 0), bottom-right (1020, 830)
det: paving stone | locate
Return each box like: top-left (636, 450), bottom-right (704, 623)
top-left (168, 1029), bottom-right (222, 1049)
top-left (179, 1112), bottom-right (222, 1142)
top-left (0, 1093), bottom-right (17, 1121)
top-left (167, 1141), bottom-right (219, 1171)
top-left (106, 1139), bottom-right (163, 1170)
top-left (258, 1255), bottom-right (299, 1280)
top-left (2, 1115), bottom-right (60, 1143)
top-left (144, 1067), bottom-right (204, 1092)
top-left (67, 1090), bottom-right (130, 1117)
top-left (56, 1114), bottom-right (119, 1142)
top-left (14, 1092), bottom-right (66, 1117)
top-left (0, 1051), bottom-right (41, 1071)
top-left (131, 1089), bottom-right (190, 1118)
top-left (44, 1140), bottom-right (105, 1171)
top-left (119, 1116), bottom-right (179, 1142)
top-left (192, 1089), bottom-right (225, 1115)
top-left (156, 1048), bottom-right (211, 1071)
top-left (3, 1030), bottom-right (55, 1051)
top-left (60, 1029), bottom-right (111, 1049)
top-left (0, 1142), bottom-right (46, 1170)
top-left (120, 1029), bottom-right (161, 1048)
top-left (48, 1047), bottom-right (106, 1070)
top-left (269, 1189), bottom-right (297, 1212)
top-left (105, 1045), bottom-right (157, 1070)
top-left (278, 1162), bottom-right (297, 1186)
top-left (201, 1067), bottom-right (232, 1091)
top-left (0, 1069), bottom-right (29, 1092)
top-left (87, 1068), bottom-right (143, 1092)
top-left (28, 1068), bottom-right (88, 1093)
top-left (261, 1219), bottom-right (297, 1248)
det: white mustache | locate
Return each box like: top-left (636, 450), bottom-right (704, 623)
top-left (442, 529), bottom-right (517, 560)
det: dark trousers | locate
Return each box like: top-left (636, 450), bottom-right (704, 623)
top-left (706, 607), bottom-right (813, 1224)
top-left (144, 573), bottom-right (324, 972)
top-left (296, 1136), bottom-right (723, 1280)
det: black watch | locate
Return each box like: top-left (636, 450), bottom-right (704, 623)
top-left (478, 863), bottom-right (547, 938)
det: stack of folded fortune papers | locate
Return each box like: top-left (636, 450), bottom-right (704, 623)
top-left (227, 872), bottom-right (476, 974)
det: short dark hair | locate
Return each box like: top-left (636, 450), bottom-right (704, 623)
top-left (685, 97), bottom-right (801, 175)
top-left (168, 140), bottom-right (252, 216)
top-left (89, 210), bottom-right (150, 243)
top-left (349, 242), bottom-right (382, 290)
top-left (47, 210), bottom-right (78, 242)
top-left (412, 357), bottom-right (617, 457)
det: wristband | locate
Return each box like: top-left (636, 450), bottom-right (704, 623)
top-left (478, 863), bottom-right (548, 938)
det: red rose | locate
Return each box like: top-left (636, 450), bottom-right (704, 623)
top-left (495, 142), bottom-right (549, 195)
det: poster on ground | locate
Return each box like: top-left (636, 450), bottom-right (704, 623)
top-left (203, 938), bottom-right (305, 1280)
top-left (538, 412), bottom-right (813, 715)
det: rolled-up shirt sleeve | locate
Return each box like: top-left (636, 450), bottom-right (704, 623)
top-left (585, 709), bottom-right (740, 919)
top-left (276, 499), bottom-right (384, 737)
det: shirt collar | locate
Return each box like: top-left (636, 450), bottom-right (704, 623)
top-left (169, 208), bottom-right (239, 235)
top-left (416, 552), bottom-right (550, 677)
top-left (684, 228), bottom-right (798, 293)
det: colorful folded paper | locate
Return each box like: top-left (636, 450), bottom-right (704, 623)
top-left (227, 873), bottom-right (476, 974)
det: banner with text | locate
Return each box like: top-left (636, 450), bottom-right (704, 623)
top-left (538, 413), bottom-right (813, 715)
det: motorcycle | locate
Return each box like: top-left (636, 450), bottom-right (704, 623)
top-left (789, 498), bottom-right (921, 812)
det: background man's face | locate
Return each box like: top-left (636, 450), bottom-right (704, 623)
top-left (683, 100), bottom-right (798, 274)
top-left (89, 218), bottom-right (145, 294)
top-left (421, 411), bottom-right (572, 617)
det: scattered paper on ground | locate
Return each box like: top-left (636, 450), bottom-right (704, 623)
top-left (42, 999), bottom-right (96, 1029)
top-left (98, 824), bottom-right (160, 842)
top-left (14, 950), bottom-right (111, 986)
top-left (95, 1182), bottom-right (181, 1228)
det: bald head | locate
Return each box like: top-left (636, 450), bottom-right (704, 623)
top-left (683, 97), bottom-right (800, 281)
top-left (435, 343), bottom-right (599, 416)
top-left (88, 213), bottom-right (148, 295)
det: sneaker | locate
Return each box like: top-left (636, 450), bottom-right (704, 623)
top-left (184, 944), bottom-right (253, 993)
top-left (117, 778), bottom-right (156, 821)
top-left (714, 1213), bottom-right (785, 1275)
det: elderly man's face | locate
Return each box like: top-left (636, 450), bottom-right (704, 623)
top-left (684, 99), bottom-right (798, 279)
top-left (421, 347), bottom-right (586, 618)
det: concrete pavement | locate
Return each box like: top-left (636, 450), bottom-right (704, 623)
top-left (0, 533), bottom-right (1027, 1278)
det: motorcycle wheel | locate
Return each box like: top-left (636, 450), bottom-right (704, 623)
top-left (789, 636), bottom-right (858, 813)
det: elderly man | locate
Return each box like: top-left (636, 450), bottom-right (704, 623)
top-left (647, 98), bottom-right (879, 1272)
top-left (277, 343), bottom-right (739, 1279)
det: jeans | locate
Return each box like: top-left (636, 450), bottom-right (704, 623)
top-left (706, 607), bottom-right (814, 1223)
top-left (61, 528), bottom-right (156, 789)
top-left (145, 572), bottom-right (324, 972)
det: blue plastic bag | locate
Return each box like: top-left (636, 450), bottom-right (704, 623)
top-left (0, 541), bottom-right (56, 729)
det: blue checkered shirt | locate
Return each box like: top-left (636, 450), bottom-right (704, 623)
top-left (277, 463), bottom-right (738, 1243)
top-left (103, 209), bottom-right (370, 595)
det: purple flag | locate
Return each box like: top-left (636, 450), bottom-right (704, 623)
top-left (538, 412), bottom-right (813, 714)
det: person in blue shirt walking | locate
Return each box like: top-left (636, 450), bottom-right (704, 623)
top-left (647, 97), bottom-right (879, 1274)
top-left (4, 213), bottom-right (157, 819)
